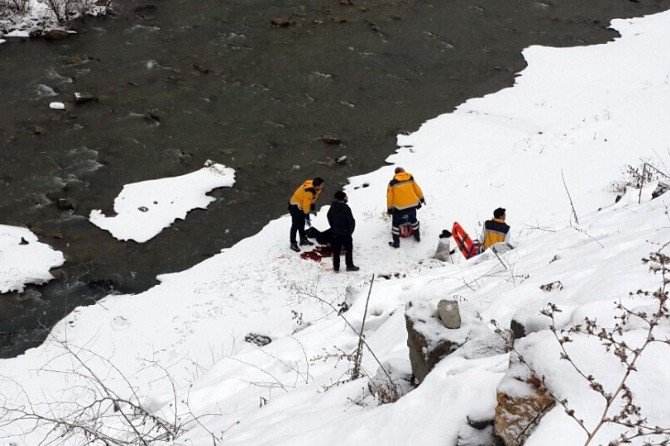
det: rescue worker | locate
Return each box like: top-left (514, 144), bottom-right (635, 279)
top-left (326, 191), bottom-right (359, 272)
top-left (480, 207), bottom-right (511, 250)
top-left (386, 167), bottom-right (425, 248)
top-left (289, 177), bottom-right (325, 252)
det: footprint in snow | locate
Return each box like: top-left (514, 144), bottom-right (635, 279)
top-left (111, 315), bottom-right (131, 331)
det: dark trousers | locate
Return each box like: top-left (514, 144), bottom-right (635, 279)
top-left (289, 204), bottom-right (306, 243)
top-left (332, 234), bottom-right (354, 269)
top-left (391, 207), bottom-right (419, 243)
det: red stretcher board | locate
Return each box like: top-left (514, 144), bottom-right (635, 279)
top-left (452, 222), bottom-right (480, 259)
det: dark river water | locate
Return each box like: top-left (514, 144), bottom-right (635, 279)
top-left (1, 0), bottom-right (668, 357)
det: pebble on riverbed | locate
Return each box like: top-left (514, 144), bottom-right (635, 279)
top-left (74, 92), bottom-right (97, 104)
top-left (49, 102), bottom-right (66, 110)
top-left (321, 135), bottom-right (342, 145)
top-left (271, 17), bottom-right (290, 27)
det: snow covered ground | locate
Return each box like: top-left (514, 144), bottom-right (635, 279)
top-left (2, 9), bottom-right (670, 446)
top-left (89, 161), bottom-right (235, 243)
top-left (0, 224), bottom-right (64, 293)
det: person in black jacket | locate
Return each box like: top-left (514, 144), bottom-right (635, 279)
top-left (326, 191), bottom-right (360, 272)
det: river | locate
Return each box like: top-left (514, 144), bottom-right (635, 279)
top-left (1, 0), bottom-right (668, 357)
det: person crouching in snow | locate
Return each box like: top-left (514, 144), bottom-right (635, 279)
top-left (288, 177), bottom-right (325, 252)
top-left (386, 167), bottom-right (425, 248)
top-left (480, 207), bottom-right (510, 251)
top-left (327, 191), bottom-right (359, 272)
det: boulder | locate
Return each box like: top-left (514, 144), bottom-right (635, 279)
top-left (43, 29), bottom-right (70, 41)
top-left (437, 299), bottom-right (461, 329)
top-left (56, 198), bottom-right (75, 211)
top-left (406, 300), bottom-right (507, 381)
top-left (509, 299), bottom-right (576, 340)
top-left (321, 135), bottom-right (342, 145)
top-left (74, 92), bottom-right (97, 104)
top-left (494, 353), bottom-right (555, 446)
top-left (244, 333), bottom-right (272, 346)
top-left (405, 300), bottom-right (465, 382)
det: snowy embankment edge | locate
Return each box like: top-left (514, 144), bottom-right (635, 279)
top-left (0, 224), bottom-right (64, 293)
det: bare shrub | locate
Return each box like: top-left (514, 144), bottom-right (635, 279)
top-left (494, 247), bottom-right (670, 445)
top-left (609, 160), bottom-right (667, 195)
top-left (0, 338), bottom-right (222, 445)
top-left (41, 0), bottom-right (90, 24)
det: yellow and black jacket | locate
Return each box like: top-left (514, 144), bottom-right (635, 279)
top-left (289, 179), bottom-right (321, 215)
top-left (387, 172), bottom-right (424, 212)
top-left (481, 218), bottom-right (510, 250)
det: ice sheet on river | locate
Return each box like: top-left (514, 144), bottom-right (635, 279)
top-left (89, 161), bottom-right (235, 243)
top-left (0, 225), bottom-right (65, 293)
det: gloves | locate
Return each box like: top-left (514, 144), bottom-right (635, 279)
top-left (420, 198), bottom-right (426, 206)
top-left (305, 217), bottom-right (312, 227)
top-left (387, 209), bottom-right (393, 215)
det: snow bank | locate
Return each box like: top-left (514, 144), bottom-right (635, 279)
top-left (2, 8), bottom-right (670, 446)
top-left (89, 161), bottom-right (235, 243)
top-left (0, 224), bottom-right (64, 293)
top-left (0, 0), bottom-right (105, 39)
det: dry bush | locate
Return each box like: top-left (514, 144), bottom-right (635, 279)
top-left (0, 0), bottom-right (30, 14)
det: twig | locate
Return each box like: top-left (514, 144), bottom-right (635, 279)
top-left (352, 275), bottom-right (375, 380)
top-left (561, 169), bottom-right (580, 225)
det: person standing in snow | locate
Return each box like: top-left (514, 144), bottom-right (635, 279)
top-left (386, 167), bottom-right (425, 248)
top-left (480, 207), bottom-right (511, 251)
top-left (327, 191), bottom-right (359, 272)
top-left (289, 177), bottom-right (325, 252)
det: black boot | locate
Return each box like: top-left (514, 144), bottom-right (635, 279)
top-left (389, 235), bottom-right (400, 248)
top-left (290, 242), bottom-right (300, 252)
top-left (300, 238), bottom-right (314, 246)
top-left (346, 265), bottom-right (360, 272)
top-left (413, 229), bottom-right (421, 242)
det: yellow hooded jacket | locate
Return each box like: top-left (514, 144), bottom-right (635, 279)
top-left (290, 179), bottom-right (321, 215)
top-left (481, 218), bottom-right (510, 250)
top-left (386, 172), bottom-right (424, 211)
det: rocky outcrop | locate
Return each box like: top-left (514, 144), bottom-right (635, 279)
top-left (405, 301), bottom-right (464, 382)
top-left (494, 353), bottom-right (555, 446)
top-left (405, 300), bottom-right (506, 382)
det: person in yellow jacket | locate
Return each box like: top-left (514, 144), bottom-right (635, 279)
top-left (386, 167), bottom-right (425, 248)
top-left (288, 177), bottom-right (325, 252)
top-left (480, 208), bottom-right (511, 250)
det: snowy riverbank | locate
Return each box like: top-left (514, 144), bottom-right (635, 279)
top-left (2, 8), bottom-right (670, 446)
top-left (0, 0), bottom-right (105, 39)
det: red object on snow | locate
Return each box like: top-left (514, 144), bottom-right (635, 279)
top-left (300, 245), bottom-right (334, 262)
top-left (399, 223), bottom-right (414, 238)
top-left (452, 222), bottom-right (480, 259)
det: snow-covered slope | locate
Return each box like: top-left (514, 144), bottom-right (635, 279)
top-left (2, 9), bottom-right (670, 446)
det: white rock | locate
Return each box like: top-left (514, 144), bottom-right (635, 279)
top-left (49, 102), bottom-right (66, 110)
